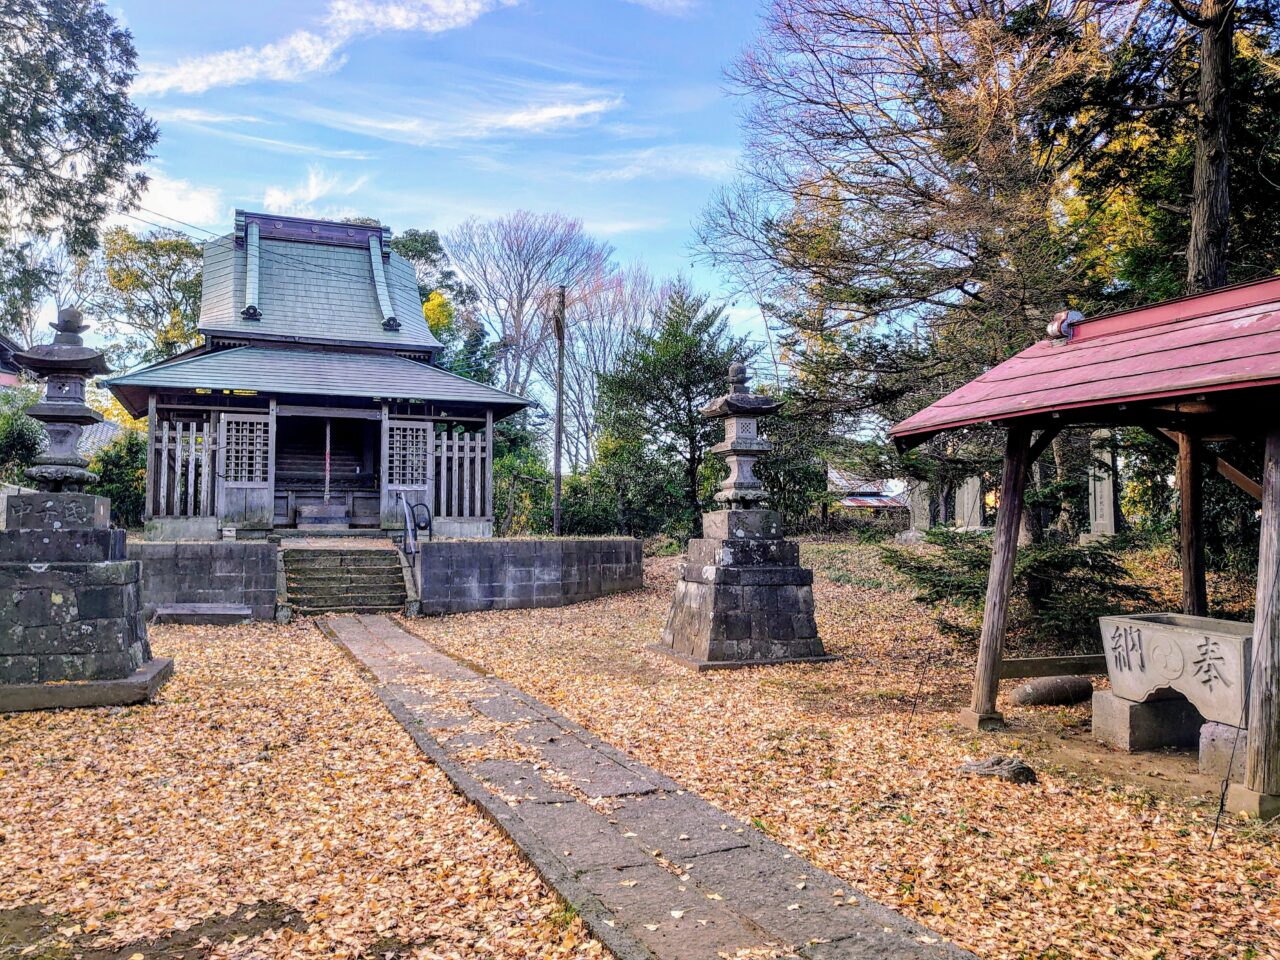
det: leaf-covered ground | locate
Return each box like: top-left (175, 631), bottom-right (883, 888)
top-left (0, 621), bottom-right (603, 959)
top-left (398, 543), bottom-right (1280, 960)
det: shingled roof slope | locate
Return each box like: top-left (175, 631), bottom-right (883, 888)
top-left (198, 211), bottom-right (441, 352)
top-left (107, 346), bottom-right (528, 419)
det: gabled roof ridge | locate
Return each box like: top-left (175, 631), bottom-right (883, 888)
top-left (1072, 274), bottom-right (1280, 343)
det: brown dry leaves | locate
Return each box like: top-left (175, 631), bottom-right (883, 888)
top-left (0, 621), bottom-right (603, 959)
top-left (399, 545), bottom-right (1280, 960)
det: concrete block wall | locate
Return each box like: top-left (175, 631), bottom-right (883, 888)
top-left (417, 538), bottom-right (643, 616)
top-left (128, 541), bottom-right (277, 620)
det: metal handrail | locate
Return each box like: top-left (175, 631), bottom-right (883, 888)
top-left (398, 493), bottom-right (418, 561)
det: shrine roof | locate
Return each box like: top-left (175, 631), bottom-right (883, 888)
top-left (890, 274), bottom-right (1280, 448)
top-left (106, 346), bottom-right (528, 419)
top-left (198, 210), bottom-right (441, 353)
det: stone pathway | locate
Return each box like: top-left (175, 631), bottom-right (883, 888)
top-left (323, 615), bottom-right (974, 960)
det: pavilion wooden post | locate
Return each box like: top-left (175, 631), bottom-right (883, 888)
top-left (960, 425), bottom-right (1033, 731)
top-left (1177, 431), bottom-right (1208, 617)
top-left (1227, 427), bottom-right (1280, 819)
top-left (144, 394), bottom-right (157, 520)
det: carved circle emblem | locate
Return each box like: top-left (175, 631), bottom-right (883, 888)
top-left (1148, 637), bottom-right (1185, 681)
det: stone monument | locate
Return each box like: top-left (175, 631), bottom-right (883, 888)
top-left (657, 363), bottom-right (832, 669)
top-left (0, 308), bottom-right (172, 711)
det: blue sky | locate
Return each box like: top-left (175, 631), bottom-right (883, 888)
top-left (116, 0), bottom-right (760, 309)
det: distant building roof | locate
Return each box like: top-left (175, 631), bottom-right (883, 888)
top-left (77, 419), bottom-right (124, 458)
top-left (0, 331), bottom-right (22, 380)
top-left (107, 346), bottom-right (528, 419)
top-left (891, 274), bottom-right (1280, 448)
top-left (827, 467), bottom-right (892, 495)
top-left (827, 468), bottom-right (907, 510)
top-left (198, 210), bottom-right (441, 354)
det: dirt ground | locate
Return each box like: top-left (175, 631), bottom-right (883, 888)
top-left (398, 543), bottom-right (1280, 960)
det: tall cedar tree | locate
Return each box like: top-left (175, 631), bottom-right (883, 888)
top-left (597, 285), bottom-right (753, 529)
top-left (0, 0), bottom-right (156, 334)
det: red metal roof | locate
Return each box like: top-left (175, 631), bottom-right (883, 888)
top-left (890, 274), bottom-right (1280, 446)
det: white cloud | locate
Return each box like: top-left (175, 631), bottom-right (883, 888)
top-left (262, 166), bottom-right (370, 218)
top-left (113, 170), bottom-right (226, 232)
top-left (134, 0), bottom-right (514, 96)
top-left (302, 95), bottom-right (622, 145)
top-left (623, 0), bottom-right (699, 14)
top-left (584, 144), bottom-right (736, 182)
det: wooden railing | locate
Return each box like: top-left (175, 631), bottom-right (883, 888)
top-left (148, 418), bottom-right (215, 518)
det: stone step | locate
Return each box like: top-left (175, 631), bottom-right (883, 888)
top-left (283, 556), bottom-right (401, 570)
top-left (152, 603), bottom-right (253, 625)
top-left (288, 584), bottom-right (405, 600)
top-left (292, 602), bottom-right (406, 615)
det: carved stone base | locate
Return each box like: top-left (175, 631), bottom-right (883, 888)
top-left (1091, 690), bottom-right (1202, 752)
top-left (659, 514), bottom-right (829, 669)
top-left (0, 492), bottom-right (170, 707)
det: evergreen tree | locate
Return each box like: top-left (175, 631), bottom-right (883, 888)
top-left (597, 284), bottom-right (753, 535)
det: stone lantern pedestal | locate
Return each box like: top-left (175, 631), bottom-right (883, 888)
top-left (656, 364), bottom-right (832, 669)
top-left (0, 309), bottom-right (172, 711)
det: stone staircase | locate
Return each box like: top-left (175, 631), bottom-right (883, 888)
top-left (282, 547), bottom-right (408, 616)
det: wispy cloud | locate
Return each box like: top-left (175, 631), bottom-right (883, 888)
top-left (135, 0), bottom-right (515, 96)
top-left (583, 144), bottom-right (736, 182)
top-left (149, 107), bottom-right (267, 124)
top-left (262, 166), bottom-right (370, 218)
top-left (583, 215), bottom-right (669, 236)
top-left (622, 0), bottom-right (699, 14)
top-left (302, 94), bottom-right (622, 146)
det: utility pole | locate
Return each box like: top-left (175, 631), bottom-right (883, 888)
top-left (553, 284), bottom-right (566, 536)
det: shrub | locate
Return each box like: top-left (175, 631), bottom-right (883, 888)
top-left (881, 528), bottom-right (1153, 651)
top-left (0, 386), bottom-right (44, 484)
top-left (87, 428), bottom-right (147, 528)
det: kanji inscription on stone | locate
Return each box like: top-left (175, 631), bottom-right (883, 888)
top-left (1099, 614), bottom-right (1250, 726)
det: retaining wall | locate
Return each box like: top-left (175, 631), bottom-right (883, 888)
top-left (128, 541), bottom-right (278, 620)
top-left (416, 538), bottom-right (643, 616)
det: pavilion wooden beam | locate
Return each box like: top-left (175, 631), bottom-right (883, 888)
top-left (1176, 431), bottom-right (1208, 617)
top-left (1146, 427), bottom-right (1263, 502)
top-left (1227, 427), bottom-right (1280, 819)
top-left (961, 424), bottom-right (1036, 731)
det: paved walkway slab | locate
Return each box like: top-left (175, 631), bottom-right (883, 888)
top-left (323, 614), bottom-right (974, 960)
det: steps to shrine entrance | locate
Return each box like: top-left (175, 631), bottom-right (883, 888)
top-left (281, 546), bottom-right (409, 617)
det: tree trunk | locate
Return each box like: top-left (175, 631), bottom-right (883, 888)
top-left (1186, 0), bottom-right (1234, 293)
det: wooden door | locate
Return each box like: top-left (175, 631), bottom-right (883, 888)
top-left (381, 418), bottom-right (434, 528)
top-left (217, 412), bottom-right (274, 528)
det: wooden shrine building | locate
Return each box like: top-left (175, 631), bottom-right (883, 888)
top-left (107, 210), bottom-right (527, 537)
top-left (890, 275), bottom-right (1280, 819)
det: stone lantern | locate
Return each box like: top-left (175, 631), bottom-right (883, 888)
top-left (13, 307), bottom-right (111, 491)
top-left (657, 364), bottom-right (831, 668)
top-left (0, 308), bottom-right (172, 711)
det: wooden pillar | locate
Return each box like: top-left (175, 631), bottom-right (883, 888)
top-left (324, 417), bottom-right (331, 503)
top-left (961, 425), bottom-right (1033, 731)
top-left (485, 408), bottom-right (494, 521)
top-left (1227, 428), bottom-right (1280, 819)
top-left (144, 394), bottom-right (157, 519)
top-left (1177, 431), bottom-right (1208, 617)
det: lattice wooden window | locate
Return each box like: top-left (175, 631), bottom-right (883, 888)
top-left (388, 423), bottom-right (432, 486)
top-left (223, 417), bottom-right (270, 484)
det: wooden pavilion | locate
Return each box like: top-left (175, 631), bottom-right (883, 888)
top-left (890, 276), bottom-right (1280, 818)
top-left (107, 211), bottom-right (527, 537)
